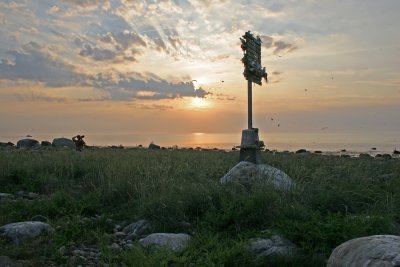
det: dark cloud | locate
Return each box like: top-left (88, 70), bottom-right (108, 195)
top-left (272, 71), bottom-right (282, 76)
top-left (273, 40), bottom-right (297, 54)
top-left (260, 35), bottom-right (298, 55)
top-left (260, 36), bottom-right (274, 48)
top-left (111, 31), bottom-right (147, 51)
top-left (79, 43), bottom-right (116, 61)
top-left (269, 71), bottom-right (283, 84)
top-left (0, 42), bottom-right (83, 87)
top-left (77, 31), bottom-right (147, 61)
top-left (90, 73), bottom-right (211, 101)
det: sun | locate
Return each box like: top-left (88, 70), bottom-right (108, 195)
top-left (190, 97), bottom-right (210, 109)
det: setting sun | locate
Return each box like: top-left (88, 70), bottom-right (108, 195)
top-left (190, 97), bottom-right (210, 109)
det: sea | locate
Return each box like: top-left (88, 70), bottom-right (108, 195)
top-left (3, 131), bottom-right (399, 155)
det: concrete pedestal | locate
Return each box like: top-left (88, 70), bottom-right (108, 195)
top-left (239, 128), bottom-right (264, 164)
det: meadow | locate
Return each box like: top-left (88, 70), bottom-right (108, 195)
top-left (1, 148), bottom-right (400, 266)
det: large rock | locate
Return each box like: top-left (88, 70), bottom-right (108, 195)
top-left (139, 233), bottom-right (191, 252)
top-left (16, 139), bottom-right (39, 148)
top-left (0, 142), bottom-right (14, 148)
top-left (52, 138), bottom-right (75, 148)
top-left (0, 221), bottom-right (53, 244)
top-left (148, 143), bottom-right (161, 150)
top-left (220, 161), bottom-right (294, 191)
top-left (41, 141), bottom-right (52, 147)
top-left (249, 235), bottom-right (297, 259)
top-left (327, 235), bottom-right (400, 267)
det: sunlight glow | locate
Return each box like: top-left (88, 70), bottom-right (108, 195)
top-left (189, 97), bottom-right (210, 109)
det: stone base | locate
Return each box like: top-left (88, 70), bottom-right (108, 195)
top-left (239, 128), bottom-right (263, 164)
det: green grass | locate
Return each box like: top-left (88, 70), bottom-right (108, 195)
top-left (1, 148), bottom-right (399, 266)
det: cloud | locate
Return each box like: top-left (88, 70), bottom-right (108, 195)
top-left (273, 40), bottom-right (298, 54)
top-left (76, 30), bottom-right (147, 62)
top-left (90, 73), bottom-right (211, 101)
top-left (79, 43), bottom-right (116, 61)
top-left (0, 42), bottom-right (83, 87)
top-left (260, 35), bottom-right (298, 55)
top-left (13, 92), bottom-right (68, 103)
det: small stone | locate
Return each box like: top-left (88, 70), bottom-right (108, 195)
top-left (0, 193), bottom-right (14, 201)
top-left (139, 233), bottom-right (191, 252)
top-left (59, 246), bottom-right (67, 255)
top-left (126, 233), bottom-right (138, 241)
top-left (109, 243), bottom-right (120, 252)
top-left (114, 224), bottom-right (121, 231)
top-left (123, 220), bottom-right (152, 236)
top-left (16, 191), bottom-right (39, 200)
top-left (249, 235), bottom-right (296, 259)
top-left (114, 231), bottom-right (126, 238)
top-left (73, 249), bottom-right (85, 256)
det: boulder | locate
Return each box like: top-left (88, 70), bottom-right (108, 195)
top-left (0, 221), bottom-right (53, 244)
top-left (0, 142), bottom-right (14, 147)
top-left (52, 138), bottom-right (75, 148)
top-left (16, 139), bottom-right (39, 148)
top-left (327, 235), bottom-right (400, 267)
top-left (148, 143), bottom-right (161, 150)
top-left (295, 149), bottom-right (307, 154)
top-left (123, 219), bottom-right (152, 237)
top-left (220, 161), bottom-right (294, 191)
top-left (139, 233), bottom-right (191, 252)
top-left (41, 141), bottom-right (52, 147)
top-left (249, 235), bottom-right (297, 259)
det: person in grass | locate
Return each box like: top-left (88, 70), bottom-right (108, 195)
top-left (72, 134), bottom-right (86, 151)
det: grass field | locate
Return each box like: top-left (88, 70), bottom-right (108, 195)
top-left (1, 148), bottom-right (400, 266)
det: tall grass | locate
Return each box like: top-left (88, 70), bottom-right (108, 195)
top-left (1, 149), bottom-right (399, 266)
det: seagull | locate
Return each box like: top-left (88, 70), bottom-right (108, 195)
top-left (304, 88), bottom-right (308, 92)
top-left (277, 124), bottom-right (280, 127)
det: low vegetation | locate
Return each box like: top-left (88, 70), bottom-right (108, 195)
top-left (1, 148), bottom-right (399, 266)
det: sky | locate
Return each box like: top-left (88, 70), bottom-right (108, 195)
top-left (0, 0), bottom-right (399, 149)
